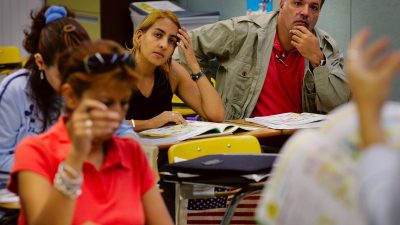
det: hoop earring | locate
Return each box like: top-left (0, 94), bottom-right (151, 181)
top-left (40, 71), bottom-right (44, 80)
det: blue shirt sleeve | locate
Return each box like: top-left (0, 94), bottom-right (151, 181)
top-left (115, 120), bottom-right (140, 140)
top-left (0, 72), bottom-right (28, 185)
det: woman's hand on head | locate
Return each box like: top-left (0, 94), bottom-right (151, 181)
top-left (150, 111), bottom-right (186, 128)
top-left (69, 99), bottom-right (120, 158)
top-left (176, 27), bottom-right (201, 73)
top-left (347, 28), bottom-right (400, 110)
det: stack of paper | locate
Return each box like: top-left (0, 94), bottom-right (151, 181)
top-left (138, 120), bottom-right (240, 146)
top-left (245, 112), bottom-right (327, 129)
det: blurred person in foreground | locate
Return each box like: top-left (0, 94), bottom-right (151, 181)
top-left (8, 40), bottom-right (173, 225)
top-left (347, 28), bottom-right (400, 225)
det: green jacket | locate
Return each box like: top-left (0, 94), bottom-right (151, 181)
top-left (181, 11), bottom-right (350, 119)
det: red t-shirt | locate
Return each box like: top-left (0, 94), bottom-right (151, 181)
top-left (9, 117), bottom-right (156, 225)
top-left (251, 34), bottom-right (305, 117)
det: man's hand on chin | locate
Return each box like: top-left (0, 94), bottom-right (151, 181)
top-left (290, 26), bottom-right (324, 67)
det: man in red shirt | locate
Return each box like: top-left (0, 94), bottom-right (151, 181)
top-left (252, 0), bottom-right (329, 116)
top-left (184, 0), bottom-right (350, 119)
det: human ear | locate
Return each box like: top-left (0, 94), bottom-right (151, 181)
top-left (280, 0), bottom-right (285, 9)
top-left (135, 30), bottom-right (144, 45)
top-left (61, 83), bottom-right (79, 110)
top-left (34, 53), bottom-right (45, 70)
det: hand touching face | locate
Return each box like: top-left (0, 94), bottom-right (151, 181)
top-left (65, 80), bottom-right (133, 156)
top-left (289, 25), bottom-right (323, 65)
top-left (176, 27), bottom-right (202, 73)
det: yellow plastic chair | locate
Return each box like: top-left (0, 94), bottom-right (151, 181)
top-left (168, 135), bottom-right (261, 164)
top-left (171, 77), bottom-right (217, 117)
top-left (166, 135), bottom-right (267, 224)
top-left (171, 95), bottom-right (197, 116)
top-left (0, 46), bottom-right (22, 75)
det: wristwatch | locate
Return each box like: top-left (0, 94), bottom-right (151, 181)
top-left (190, 69), bottom-right (205, 81)
top-left (311, 58), bottom-right (326, 69)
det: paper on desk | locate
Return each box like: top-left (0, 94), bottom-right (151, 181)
top-left (246, 112), bottom-right (327, 129)
top-left (0, 189), bottom-right (19, 203)
top-left (241, 173), bottom-right (270, 182)
top-left (177, 172), bottom-right (200, 178)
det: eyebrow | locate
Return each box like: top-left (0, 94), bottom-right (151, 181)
top-left (154, 28), bottom-right (166, 34)
top-left (153, 28), bottom-right (178, 39)
top-left (310, 2), bottom-right (320, 8)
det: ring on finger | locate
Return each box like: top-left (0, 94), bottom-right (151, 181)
top-left (84, 119), bottom-right (93, 128)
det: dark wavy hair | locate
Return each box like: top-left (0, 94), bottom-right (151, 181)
top-left (23, 5), bottom-right (90, 131)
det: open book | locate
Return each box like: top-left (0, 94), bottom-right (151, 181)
top-left (138, 120), bottom-right (243, 146)
top-left (245, 112), bottom-right (327, 129)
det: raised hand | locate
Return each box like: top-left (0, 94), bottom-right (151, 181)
top-left (176, 27), bottom-right (201, 73)
top-left (290, 26), bottom-right (324, 67)
top-left (347, 28), bottom-right (400, 110)
top-left (346, 28), bottom-right (400, 147)
top-left (68, 99), bottom-right (120, 160)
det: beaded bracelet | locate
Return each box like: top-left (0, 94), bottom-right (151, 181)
top-left (53, 162), bottom-right (83, 199)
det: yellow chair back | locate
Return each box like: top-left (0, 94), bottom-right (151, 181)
top-left (171, 77), bottom-right (216, 116)
top-left (0, 46), bottom-right (21, 65)
top-left (0, 46), bottom-right (22, 75)
top-left (168, 135), bottom-right (261, 164)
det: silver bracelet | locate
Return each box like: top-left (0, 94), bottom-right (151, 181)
top-left (131, 119), bottom-right (136, 129)
top-left (53, 162), bottom-right (83, 199)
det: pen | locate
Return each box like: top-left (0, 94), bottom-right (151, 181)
top-left (275, 54), bottom-right (288, 67)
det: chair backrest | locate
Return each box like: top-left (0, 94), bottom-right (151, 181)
top-left (0, 46), bottom-right (22, 76)
top-left (168, 135), bottom-right (262, 164)
top-left (0, 46), bottom-right (21, 65)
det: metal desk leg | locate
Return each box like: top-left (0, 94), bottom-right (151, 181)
top-left (220, 188), bottom-right (262, 225)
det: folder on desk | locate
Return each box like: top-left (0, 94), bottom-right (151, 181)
top-left (168, 154), bottom-right (277, 176)
top-left (163, 154), bottom-right (277, 185)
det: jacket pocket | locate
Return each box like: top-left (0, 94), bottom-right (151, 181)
top-left (227, 60), bottom-right (254, 113)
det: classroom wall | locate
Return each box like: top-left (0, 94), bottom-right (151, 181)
top-left (351, 0), bottom-right (400, 100)
top-left (0, 0), bottom-right (43, 58)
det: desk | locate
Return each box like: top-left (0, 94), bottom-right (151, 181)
top-left (155, 120), bottom-right (296, 150)
top-left (0, 202), bottom-right (20, 209)
top-left (227, 119), bottom-right (295, 153)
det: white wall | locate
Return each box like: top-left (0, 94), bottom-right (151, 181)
top-left (0, 0), bottom-right (43, 58)
top-left (351, 0), bottom-right (400, 100)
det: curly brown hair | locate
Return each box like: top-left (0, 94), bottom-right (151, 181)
top-left (23, 5), bottom-right (90, 131)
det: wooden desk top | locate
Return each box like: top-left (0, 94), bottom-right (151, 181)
top-left (0, 202), bottom-right (20, 209)
top-left (155, 119), bottom-right (296, 150)
top-left (226, 119), bottom-right (295, 137)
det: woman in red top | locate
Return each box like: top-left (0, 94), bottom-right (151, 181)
top-left (9, 40), bottom-right (173, 225)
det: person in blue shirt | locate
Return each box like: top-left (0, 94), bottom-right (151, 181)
top-left (0, 6), bottom-right (91, 190)
top-left (347, 28), bottom-right (400, 225)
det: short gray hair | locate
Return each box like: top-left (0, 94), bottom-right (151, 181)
top-left (284, 0), bottom-right (325, 8)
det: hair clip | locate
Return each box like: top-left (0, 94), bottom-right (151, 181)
top-left (63, 24), bottom-right (76, 33)
top-left (45, 5), bottom-right (67, 25)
